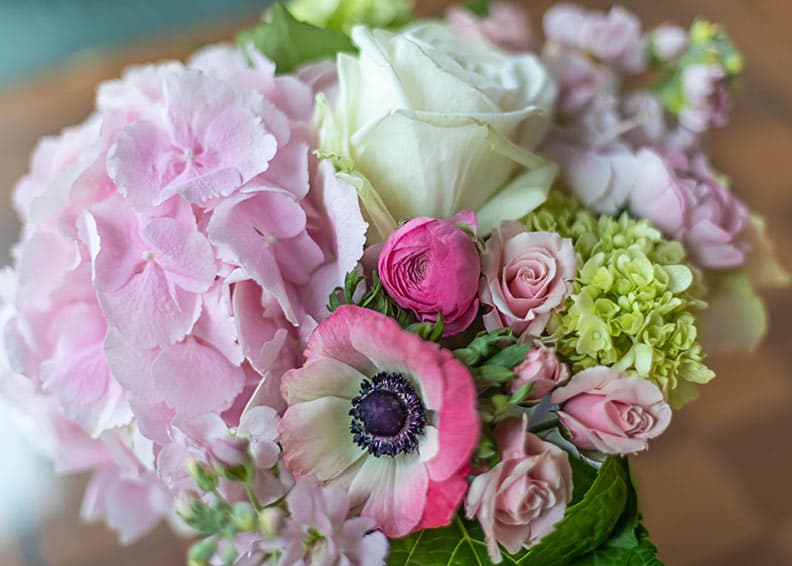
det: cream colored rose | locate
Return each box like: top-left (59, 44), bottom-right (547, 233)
top-left (320, 23), bottom-right (557, 237)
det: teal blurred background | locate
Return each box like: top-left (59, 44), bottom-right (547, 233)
top-left (0, 0), bottom-right (269, 84)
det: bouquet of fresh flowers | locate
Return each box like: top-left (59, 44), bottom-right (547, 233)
top-left (1, 1), bottom-right (788, 564)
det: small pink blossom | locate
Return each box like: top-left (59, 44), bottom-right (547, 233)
top-left (466, 417), bottom-right (573, 563)
top-left (629, 149), bottom-right (749, 269)
top-left (542, 44), bottom-right (616, 118)
top-left (680, 64), bottom-right (732, 132)
top-left (551, 366), bottom-right (672, 455)
top-left (279, 306), bottom-right (479, 537)
top-left (481, 222), bottom-right (576, 339)
top-left (511, 344), bottom-right (570, 401)
top-left (447, 3), bottom-right (536, 52)
top-left (378, 216), bottom-right (480, 336)
top-left (544, 5), bottom-right (646, 73)
top-left (650, 24), bottom-right (689, 63)
top-left (278, 478), bottom-right (389, 565)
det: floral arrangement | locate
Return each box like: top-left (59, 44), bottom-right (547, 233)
top-left (1, 1), bottom-right (787, 564)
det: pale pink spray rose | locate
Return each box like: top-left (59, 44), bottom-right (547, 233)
top-left (465, 417), bottom-right (573, 563)
top-left (378, 215), bottom-right (480, 336)
top-left (551, 366), bottom-right (672, 455)
top-left (447, 2), bottom-right (536, 53)
top-left (480, 222), bottom-right (576, 339)
top-left (510, 344), bottom-right (570, 401)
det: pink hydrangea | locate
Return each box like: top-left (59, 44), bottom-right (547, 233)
top-left (279, 305), bottom-right (479, 537)
top-left (679, 64), bottom-right (732, 133)
top-left (2, 44), bottom-right (367, 545)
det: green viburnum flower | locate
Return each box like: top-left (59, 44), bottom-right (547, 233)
top-left (524, 192), bottom-right (714, 408)
top-left (288, 0), bottom-right (413, 33)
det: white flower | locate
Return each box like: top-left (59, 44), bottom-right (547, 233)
top-left (321, 23), bottom-right (558, 237)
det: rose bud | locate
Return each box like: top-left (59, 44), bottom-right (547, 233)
top-left (551, 366), bottom-right (672, 455)
top-left (511, 344), bottom-right (570, 401)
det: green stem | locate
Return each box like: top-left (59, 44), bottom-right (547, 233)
top-left (245, 482), bottom-right (263, 513)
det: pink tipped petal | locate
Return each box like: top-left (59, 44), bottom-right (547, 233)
top-left (352, 454), bottom-right (428, 537)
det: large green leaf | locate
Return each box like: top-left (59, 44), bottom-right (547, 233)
top-left (388, 458), bottom-right (631, 566)
top-left (571, 463), bottom-right (663, 566)
top-left (236, 3), bottom-right (357, 74)
top-left (388, 516), bottom-right (490, 565)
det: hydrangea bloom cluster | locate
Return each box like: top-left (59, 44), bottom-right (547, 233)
top-left (525, 193), bottom-right (713, 407)
top-left (0, 1), bottom-right (787, 565)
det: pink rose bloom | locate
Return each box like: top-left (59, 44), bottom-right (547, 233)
top-left (679, 63), bottom-right (732, 132)
top-left (466, 417), bottom-right (573, 563)
top-left (551, 366), bottom-right (672, 455)
top-left (544, 5), bottom-right (646, 73)
top-left (279, 306), bottom-right (479, 537)
top-left (510, 344), bottom-right (570, 401)
top-left (630, 149), bottom-right (749, 269)
top-left (447, 2), bottom-right (536, 53)
top-left (481, 222), bottom-right (576, 339)
top-left (378, 215), bottom-right (480, 336)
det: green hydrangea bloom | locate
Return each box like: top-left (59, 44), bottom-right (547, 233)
top-left (525, 192), bottom-right (714, 408)
top-left (288, 0), bottom-right (413, 33)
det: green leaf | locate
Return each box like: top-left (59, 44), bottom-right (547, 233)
top-left (570, 463), bottom-right (664, 566)
top-left (486, 343), bottom-right (531, 369)
top-left (237, 3), bottom-right (357, 74)
top-left (388, 515), bottom-right (490, 565)
top-left (387, 458), bottom-right (631, 566)
top-left (569, 456), bottom-right (598, 505)
top-left (466, 0), bottom-right (490, 17)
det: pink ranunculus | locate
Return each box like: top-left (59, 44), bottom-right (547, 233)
top-left (447, 2), bottom-right (536, 53)
top-left (629, 149), bottom-right (749, 269)
top-left (465, 417), bottom-right (573, 563)
top-left (279, 305), bottom-right (479, 537)
top-left (551, 366), bottom-right (672, 455)
top-left (510, 344), bottom-right (570, 401)
top-left (679, 63), bottom-right (732, 133)
top-left (481, 222), bottom-right (576, 339)
top-left (378, 216), bottom-right (480, 336)
top-left (544, 5), bottom-right (646, 73)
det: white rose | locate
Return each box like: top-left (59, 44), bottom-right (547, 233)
top-left (321, 23), bottom-right (558, 237)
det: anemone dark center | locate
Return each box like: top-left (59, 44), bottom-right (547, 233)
top-left (349, 371), bottom-right (426, 458)
top-left (357, 389), bottom-right (407, 436)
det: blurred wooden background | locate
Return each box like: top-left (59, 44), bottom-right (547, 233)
top-left (1, 1), bottom-right (791, 564)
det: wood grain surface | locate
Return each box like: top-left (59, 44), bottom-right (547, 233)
top-left (0, 2), bottom-right (790, 564)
